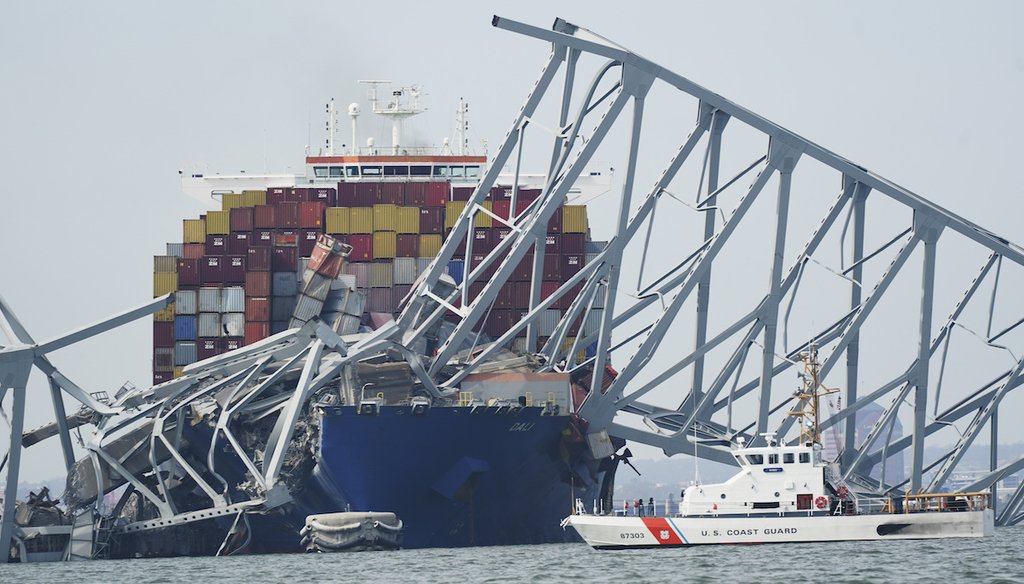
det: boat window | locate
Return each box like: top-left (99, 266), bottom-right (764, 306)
top-left (799, 452), bottom-right (810, 464)
top-left (410, 165), bottom-right (431, 176)
top-left (768, 454), bottom-right (779, 464)
top-left (329, 167), bottom-right (344, 177)
top-left (361, 166), bottom-right (383, 176)
top-left (346, 166), bottom-right (359, 177)
top-left (433, 165), bottom-right (450, 176)
top-left (314, 166), bottom-right (329, 178)
top-left (747, 454), bottom-right (764, 465)
top-left (466, 165), bottom-right (481, 178)
top-left (383, 165), bottom-right (409, 176)
top-left (450, 165), bottom-right (466, 177)
top-left (783, 453), bottom-right (794, 464)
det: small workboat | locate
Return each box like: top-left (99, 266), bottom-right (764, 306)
top-left (563, 348), bottom-right (994, 549)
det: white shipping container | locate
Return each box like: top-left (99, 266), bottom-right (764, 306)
top-left (302, 272), bottom-right (333, 302)
top-left (416, 258), bottom-right (432, 276)
top-left (584, 309), bottom-right (604, 337)
top-left (393, 258), bottom-right (418, 285)
top-left (345, 290), bottom-right (366, 317)
top-left (336, 274), bottom-right (357, 290)
top-left (335, 314), bottom-right (362, 335)
top-left (292, 294), bottom-right (324, 323)
top-left (297, 257), bottom-right (310, 278)
top-left (198, 287), bottom-right (222, 313)
top-left (222, 313), bottom-right (245, 337)
top-left (174, 290), bottom-right (197, 315)
top-left (198, 313), bottom-right (221, 338)
top-left (222, 287), bottom-right (245, 313)
top-left (537, 309), bottom-right (561, 337)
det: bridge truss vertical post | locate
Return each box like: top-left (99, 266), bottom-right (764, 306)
top-left (843, 183), bottom-right (869, 469)
top-left (910, 214), bottom-right (943, 492)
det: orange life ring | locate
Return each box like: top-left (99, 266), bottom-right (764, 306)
top-left (815, 496), bottom-right (829, 509)
top-left (836, 486), bottom-right (850, 500)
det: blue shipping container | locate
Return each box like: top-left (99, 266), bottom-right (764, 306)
top-left (447, 260), bottom-right (465, 286)
top-left (174, 315), bottom-right (197, 340)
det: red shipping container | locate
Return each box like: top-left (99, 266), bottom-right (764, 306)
top-left (245, 321), bottom-right (271, 345)
top-left (494, 283), bottom-right (515, 309)
top-left (292, 187), bottom-right (312, 201)
top-left (404, 182), bottom-right (427, 206)
top-left (205, 234), bottom-right (227, 256)
top-left (396, 234), bottom-right (419, 258)
top-left (542, 233), bottom-right (561, 255)
top-left (354, 183), bottom-right (378, 206)
top-left (512, 255), bottom-right (535, 282)
top-left (377, 183), bottom-right (404, 205)
top-left (348, 234), bottom-right (373, 262)
top-left (484, 309), bottom-right (514, 338)
top-left (274, 230), bottom-right (298, 247)
top-left (245, 271), bottom-right (271, 297)
top-left (223, 255), bottom-right (246, 283)
top-left (419, 208), bottom-right (444, 234)
top-left (254, 205), bottom-right (276, 229)
top-left (451, 186), bottom-right (474, 202)
top-left (251, 228), bottom-right (274, 247)
top-left (153, 321), bottom-right (175, 347)
top-left (492, 200), bottom-right (511, 220)
top-left (177, 258), bottom-right (201, 288)
top-left (512, 281), bottom-right (532, 309)
top-left (519, 188), bottom-right (542, 202)
top-left (230, 207), bottom-right (254, 232)
top-left (548, 206), bottom-right (563, 234)
top-left (311, 187), bottom-right (337, 206)
top-left (309, 249), bottom-right (344, 280)
top-left (154, 371), bottom-right (172, 385)
top-left (299, 229), bottom-right (320, 256)
top-left (267, 187), bottom-right (291, 206)
top-left (470, 253), bottom-right (498, 279)
top-left (489, 186), bottom-right (510, 202)
top-left (224, 337), bottom-right (244, 352)
top-left (245, 297), bottom-right (270, 321)
top-left (562, 254), bottom-right (585, 278)
top-left (557, 282), bottom-right (584, 310)
top-left (514, 198), bottom-right (536, 216)
top-left (227, 232), bottom-right (250, 254)
top-left (276, 201), bottom-right (299, 228)
top-left (472, 228), bottom-right (495, 254)
top-left (197, 338), bottom-right (222, 361)
top-left (448, 228), bottom-right (466, 258)
top-left (271, 246), bottom-right (299, 272)
top-left (543, 254), bottom-right (562, 280)
top-left (299, 201), bottom-right (326, 229)
top-left (561, 233), bottom-right (585, 255)
top-left (392, 284), bottom-right (413, 310)
top-left (540, 281), bottom-right (560, 306)
top-left (494, 227), bottom-right (514, 248)
top-left (337, 182), bottom-right (358, 206)
top-left (247, 246), bottom-right (271, 271)
top-left (183, 243), bottom-right (205, 260)
top-left (201, 256), bottom-right (223, 284)
top-left (426, 181), bottom-right (450, 206)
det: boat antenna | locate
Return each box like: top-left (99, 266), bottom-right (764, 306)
top-left (692, 396), bottom-right (701, 486)
top-left (788, 343), bottom-right (839, 446)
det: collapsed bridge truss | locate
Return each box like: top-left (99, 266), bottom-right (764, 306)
top-left (3, 16), bottom-right (1024, 560)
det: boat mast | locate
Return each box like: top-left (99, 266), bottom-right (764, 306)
top-left (790, 344), bottom-right (838, 446)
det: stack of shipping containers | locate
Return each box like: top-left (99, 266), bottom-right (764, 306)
top-left (153, 181), bottom-right (593, 384)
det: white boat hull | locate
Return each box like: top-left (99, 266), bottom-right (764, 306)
top-left (564, 510), bottom-right (994, 549)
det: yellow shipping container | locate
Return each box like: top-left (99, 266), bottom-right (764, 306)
top-left (173, 367), bottom-right (184, 379)
top-left (154, 304), bottom-right (175, 322)
top-left (183, 218), bottom-right (206, 243)
top-left (206, 210), bottom-right (231, 234)
top-left (562, 205), bottom-right (588, 233)
top-left (396, 207), bottom-right (420, 234)
top-left (373, 204), bottom-right (398, 232)
top-left (153, 255), bottom-right (177, 273)
top-left (242, 190), bottom-right (267, 207)
top-left (326, 207), bottom-right (350, 234)
top-left (154, 272), bottom-right (178, 297)
top-left (418, 234), bottom-right (442, 257)
top-left (445, 201), bottom-right (466, 230)
top-left (350, 207), bottom-right (374, 234)
top-left (476, 201), bottom-right (493, 228)
top-left (221, 193), bottom-right (244, 211)
top-left (373, 231), bottom-right (397, 259)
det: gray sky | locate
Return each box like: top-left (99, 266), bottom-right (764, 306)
top-left (2, 1), bottom-right (1023, 482)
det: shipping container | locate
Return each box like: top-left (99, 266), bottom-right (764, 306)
top-left (271, 320), bottom-right (290, 335)
top-left (418, 234), bottom-right (441, 257)
top-left (245, 271), bottom-right (270, 297)
top-left (337, 273), bottom-right (358, 291)
top-left (175, 315), bottom-right (198, 340)
top-left (370, 261), bottom-right (395, 288)
top-left (254, 205), bottom-right (276, 229)
top-left (393, 258), bottom-right (418, 285)
top-left (540, 281), bottom-right (560, 307)
top-left (372, 204), bottom-right (398, 232)
top-left (472, 228), bottom-right (494, 254)
top-left (392, 284), bottom-right (412, 310)
top-left (292, 294), bottom-right (324, 323)
top-left (543, 254), bottom-right (561, 280)
top-left (447, 259), bottom-right (465, 285)
top-left (548, 206), bottom-right (563, 234)
top-left (201, 256), bottom-right (224, 284)
top-left (271, 246), bottom-right (299, 272)
top-left (206, 210), bottom-right (231, 235)
top-left (154, 347), bottom-right (175, 372)
top-left (183, 218), bottom-right (206, 243)
top-left (512, 255), bottom-right (535, 282)
top-left (325, 207), bottom-right (350, 234)
top-left (404, 182), bottom-right (427, 206)
top-left (536, 309), bottom-right (560, 337)
top-left (154, 303), bottom-right (175, 322)
top-left (242, 189), bottom-right (267, 207)
top-left (166, 242), bottom-right (184, 258)
top-left (561, 233), bottom-right (585, 255)
top-left (308, 238), bottom-right (345, 279)
top-left (368, 288), bottom-right (392, 313)
top-left (224, 337), bottom-right (243, 353)
top-left (177, 258), bottom-right (200, 288)
top-left (222, 286), bottom-right (245, 312)
top-left (301, 271), bottom-right (333, 302)
top-left (276, 201), bottom-right (299, 228)
top-left (223, 255), bottom-right (246, 283)
top-left (246, 246), bottom-right (271, 272)
top-left (267, 187), bottom-right (291, 205)
top-left (183, 243), bottom-right (205, 260)
top-left (418, 207), bottom-right (443, 234)
top-left (272, 272), bottom-right (298, 297)
top-left (511, 281), bottom-right (532, 309)
top-left (154, 255), bottom-right (177, 273)
top-left (251, 228), bottom-right (274, 247)
top-left (337, 182), bottom-right (357, 206)
top-left (198, 313), bottom-right (222, 338)
top-left (222, 313), bottom-right (245, 337)
top-left (451, 186), bottom-right (474, 201)
top-left (394, 206), bottom-right (419, 234)
top-left (273, 230), bottom-right (298, 247)
top-left (542, 234), bottom-right (561, 255)
top-left (557, 282), bottom-right (584, 310)
top-left (484, 309), bottom-right (514, 338)
top-left (492, 200), bottom-right (511, 220)
top-left (346, 263), bottom-right (371, 288)
top-left (153, 371), bottom-right (172, 385)
top-left (230, 207), bottom-right (254, 233)
top-left (562, 205), bottom-right (587, 233)
top-left (227, 232), bottom-right (250, 254)
top-left (198, 287), bottom-right (222, 313)
top-left (244, 321), bottom-right (270, 345)
top-left (494, 283), bottom-right (515, 309)
top-left (562, 254), bottom-right (585, 278)
top-left (220, 193), bottom-right (244, 210)
top-left (300, 201), bottom-right (326, 229)
top-left (299, 229), bottom-right (319, 256)
top-left (426, 181), bottom-right (450, 206)
top-left (311, 187), bottom-right (336, 206)
top-left (395, 233), bottom-right (419, 257)
top-left (205, 234), bottom-right (227, 256)
top-left (153, 321), bottom-right (175, 348)
top-left (174, 290), bottom-right (198, 315)
top-left (197, 338), bottom-right (222, 361)
top-left (245, 297), bottom-right (270, 322)
top-left (372, 231), bottom-right (397, 259)
top-left (349, 207), bottom-right (374, 233)
top-left (416, 258), bottom-right (432, 276)
top-left (377, 183), bottom-right (404, 205)
top-left (271, 296), bottom-right (297, 321)
top-left (348, 234), bottom-right (373, 261)
top-left (354, 183), bottom-right (379, 206)
top-left (154, 272), bottom-right (177, 297)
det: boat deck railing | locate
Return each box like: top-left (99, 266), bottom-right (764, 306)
top-left (903, 492), bottom-right (990, 513)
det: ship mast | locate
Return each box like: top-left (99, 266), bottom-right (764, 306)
top-left (788, 344), bottom-right (839, 446)
top-left (359, 80), bottom-right (425, 155)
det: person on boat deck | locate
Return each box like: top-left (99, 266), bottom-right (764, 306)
top-left (635, 499), bottom-right (643, 516)
top-left (647, 497), bottom-right (654, 516)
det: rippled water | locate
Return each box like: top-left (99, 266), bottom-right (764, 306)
top-left (5, 526), bottom-right (1023, 583)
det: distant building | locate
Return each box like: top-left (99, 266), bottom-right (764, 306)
top-left (822, 402), bottom-right (905, 486)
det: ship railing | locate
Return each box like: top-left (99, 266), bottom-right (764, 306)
top-left (903, 491), bottom-right (990, 514)
top-left (852, 496), bottom-right (894, 515)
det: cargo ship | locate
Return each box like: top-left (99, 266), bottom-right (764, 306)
top-left (64, 83), bottom-right (622, 557)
